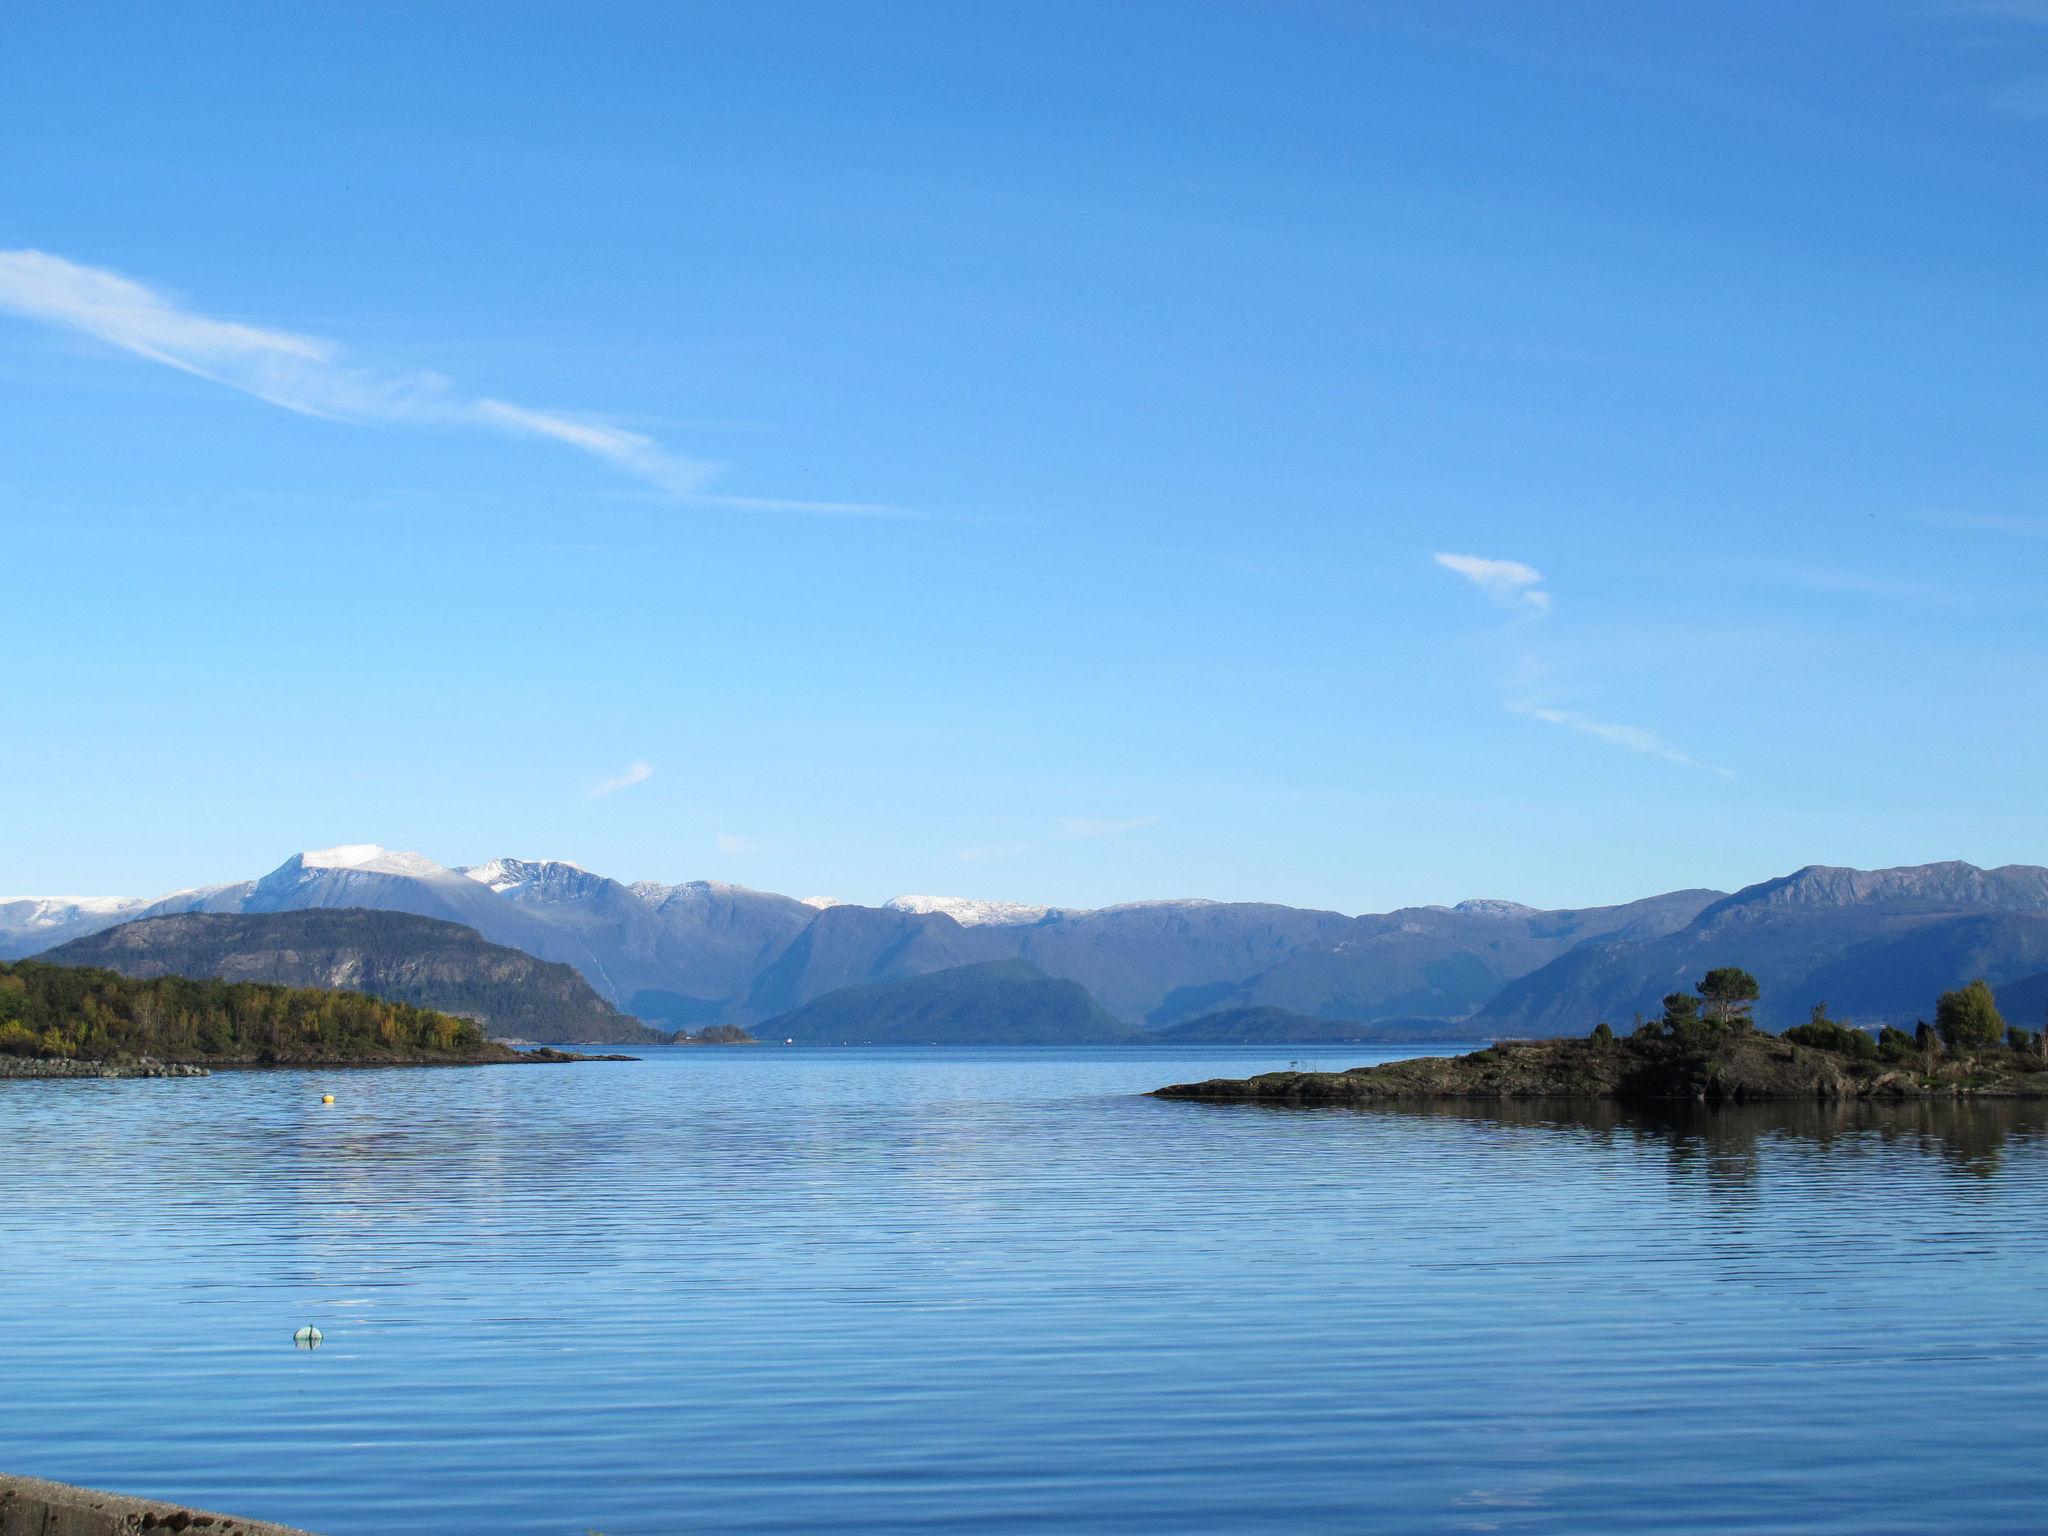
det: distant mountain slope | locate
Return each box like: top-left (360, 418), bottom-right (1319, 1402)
top-left (1476, 863), bottom-right (2048, 1034)
top-left (0, 897), bottom-right (150, 960)
top-left (44, 909), bottom-right (666, 1044)
top-left (1151, 1007), bottom-right (1504, 1044)
top-left (759, 960), bottom-right (1143, 1045)
top-left (1013, 901), bottom-right (1359, 1022)
top-left (1149, 1006), bottom-right (1384, 1043)
top-left (467, 858), bottom-right (817, 1020)
top-left (736, 904), bottom-right (1020, 1022)
top-left (1995, 970), bottom-right (2048, 1033)
top-left (1162, 889), bottom-right (1724, 1025)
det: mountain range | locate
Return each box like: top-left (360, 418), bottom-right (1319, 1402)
top-left (9, 845), bottom-right (2048, 1039)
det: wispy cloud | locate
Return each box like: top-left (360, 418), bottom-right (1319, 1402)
top-left (1514, 705), bottom-right (1733, 777)
top-left (1432, 552), bottom-right (1553, 612)
top-left (1435, 554), bottom-right (1728, 777)
top-left (715, 831), bottom-right (762, 855)
top-left (590, 760), bottom-right (653, 798)
top-left (961, 815), bottom-right (1161, 864)
top-left (0, 249), bottom-right (902, 515)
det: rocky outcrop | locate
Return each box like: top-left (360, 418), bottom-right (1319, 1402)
top-left (1153, 1030), bottom-right (2048, 1104)
top-left (0, 1473), bottom-right (314, 1535)
top-left (0, 1057), bottom-right (207, 1079)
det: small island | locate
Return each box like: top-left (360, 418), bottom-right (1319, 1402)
top-left (0, 960), bottom-right (632, 1075)
top-left (675, 1023), bottom-right (759, 1045)
top-left (1154, 970), bottom-right (2048, 1104)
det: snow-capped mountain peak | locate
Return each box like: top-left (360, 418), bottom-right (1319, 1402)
top-left (460, 857), bottom-right (593, 895)
top-left (0, 895), bottom-right (146, 926)
top-left (295, 844), bottom-right (448, 879)
top-left (885, 894), bottom-right (1056, 926)
top-left (1452, 898), bottom-right (1541, 918)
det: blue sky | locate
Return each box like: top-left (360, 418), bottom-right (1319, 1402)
top-left (5, 0), bottom-right (2048, 912)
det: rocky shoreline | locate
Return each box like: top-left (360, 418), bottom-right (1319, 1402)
top-left (1153, 1029), bottom-right (2048, 1105)
top-left (0, 1056), bottom-right (209, 1079)
top-left (0, 1047), bottom-right (636, 1079)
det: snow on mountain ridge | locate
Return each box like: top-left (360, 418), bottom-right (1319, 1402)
top-left (886, 894), bottom-right (1058, 926)
top-left (459, 857), bottom-right (594, 895)
top-left (0, 895), bottom-right (147, 924)
top-left (1451, 899), bottom-right (1542, 918)
top-left (295, 844), bottom-right (449, 879)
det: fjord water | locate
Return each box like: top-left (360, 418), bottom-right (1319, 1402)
top-left (5, 1049), bottom-right (2048, 1535)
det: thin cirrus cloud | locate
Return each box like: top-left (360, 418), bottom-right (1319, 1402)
top-left (590, 761), bottom-right (654, 799)
top-left (1432, 552), bottom-right (1553, 612)
top-left (0, 248), bottom-right (907, 516)
top-left (1433, 552), bottom-right (1731, 777)
top-left (1513, 706), bottom-right (1734, 778)
top-left (961, 815), bottom-right (1161, 864)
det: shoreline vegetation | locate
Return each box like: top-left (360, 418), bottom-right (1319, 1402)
top-left (0, 961), bottom-right (633, 1074)
top-left (1155, 971), bottom-right (2048, 1104)
top-left (40, 908), bottom-right (666, 1046)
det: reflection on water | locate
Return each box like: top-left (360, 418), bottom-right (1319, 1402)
top-left (1308, 1095), bottom-right (2048, 1179)
top-left (4, 1046), bottom-right (2048, 1535)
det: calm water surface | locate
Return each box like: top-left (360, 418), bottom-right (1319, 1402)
top-left (5, 1045), bottom-right (2048, 1534)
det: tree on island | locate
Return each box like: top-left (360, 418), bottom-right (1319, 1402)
top-left (1698, 967), bottom-right (1761, 1027)
top-left (1658, 991), bottom-right (1701, 1031)
top-left (1649, 968), bottom-right (1761, 1039)
top-left (1935, 979), bottom-right (2005, 1052)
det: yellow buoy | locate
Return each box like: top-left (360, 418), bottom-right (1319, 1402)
top-left (321, 1094), bottom-right (335, 1104)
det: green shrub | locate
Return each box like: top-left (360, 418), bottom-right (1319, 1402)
top-left (1783, 1004), bottom-right (1876, 1059)
top-left (1877, 1025), bottom-right (1916, 1063)
top-left (1936, 979), bottom-right (2005, 1052)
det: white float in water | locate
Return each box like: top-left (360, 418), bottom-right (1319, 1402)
top-left (293, 1326), bottom-right (323, 1348)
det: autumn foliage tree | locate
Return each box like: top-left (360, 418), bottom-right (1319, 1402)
top-left (1935, 979), bottom-right (2006, 1052)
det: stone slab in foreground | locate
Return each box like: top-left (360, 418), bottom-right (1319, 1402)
top-left (0, 1473), bottom-right (315, 1535)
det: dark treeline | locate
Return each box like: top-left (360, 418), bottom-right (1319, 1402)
top-left (0, 960), bottom-right (498, 1063)
top-left (1610, 969), bottom-right (2041, 1065)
